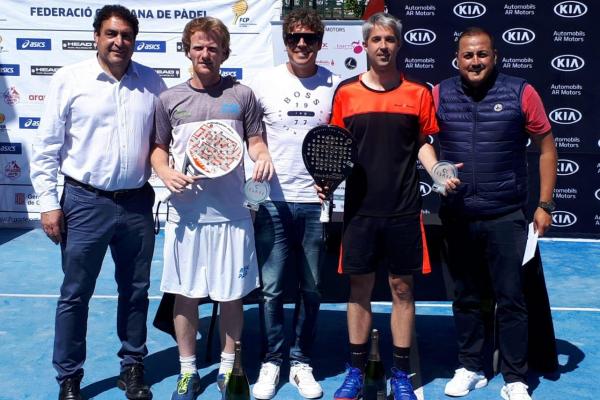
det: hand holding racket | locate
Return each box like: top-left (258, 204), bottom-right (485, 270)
top-left (302, 125), bottom-right (357, 223)
top-left (159, 120), bottom-right (244, 202)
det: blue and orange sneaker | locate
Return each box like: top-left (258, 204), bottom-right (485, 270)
top-left (333, 364), bottom-right (363, 400)
top-left (390, 368), bottom-right (417, 400)
top-left (171, 372), bottom-right (201, 400)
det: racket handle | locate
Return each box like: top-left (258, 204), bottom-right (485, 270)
top-left (320, 200), bottom-right (330, 223)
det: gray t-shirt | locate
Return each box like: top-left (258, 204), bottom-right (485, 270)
top-left (154, 77), bottom-right (262, 223)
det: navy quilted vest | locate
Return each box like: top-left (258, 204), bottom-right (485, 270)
top-left (437, 73), bottom-right (528, 217)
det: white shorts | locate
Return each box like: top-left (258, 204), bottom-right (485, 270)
top-left (161, 218), bottom-right (259, 301)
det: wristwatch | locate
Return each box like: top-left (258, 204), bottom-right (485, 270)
top-left (538, 200), bottom-right (556, 214)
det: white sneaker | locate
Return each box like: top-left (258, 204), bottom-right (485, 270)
top-left (252, 362), bottom-right (280, 400)
top-left (501, 382), bottom-right (531, 400)
top-left (444, 367), bottom-right (488, 397)
top-left (289, 362), bottom-right (323, 399)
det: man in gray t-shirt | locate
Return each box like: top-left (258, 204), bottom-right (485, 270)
top-left (150, 17), bottom-right (273, 400)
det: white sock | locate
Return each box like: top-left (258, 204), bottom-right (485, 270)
top-left (180, 355), bottom-right (197, 374)
top-left (219, 351), bottom-right (235, 374)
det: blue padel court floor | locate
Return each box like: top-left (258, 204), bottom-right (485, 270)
top-left (0, 228), bottom-right (599, 399)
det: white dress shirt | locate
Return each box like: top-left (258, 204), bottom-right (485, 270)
top-left (30, 57), bottom-right (166, 212)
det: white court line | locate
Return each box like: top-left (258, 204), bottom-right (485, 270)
top-left (1, 294), bottom-right (599, 312)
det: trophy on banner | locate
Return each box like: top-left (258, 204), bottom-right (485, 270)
top-left (431, 161), bottom-right (458, 196)
top-left (243, 179), bottom-right (270, 211)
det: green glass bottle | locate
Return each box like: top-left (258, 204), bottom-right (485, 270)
top-left (363, 329), bottom-right (387, 400)
top-left (224, 341), bottom-right (250, 400)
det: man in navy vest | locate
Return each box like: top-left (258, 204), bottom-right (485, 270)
top-left (432, 27), bottom-right (557, 400)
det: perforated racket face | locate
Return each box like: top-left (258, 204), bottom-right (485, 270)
top-left (185, 120), bottom-right (244, 178)
top-left (301, 125), bottom-right (357, 191)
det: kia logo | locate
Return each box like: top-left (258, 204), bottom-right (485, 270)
top-left (549, 108), bottom-right (582, 125)
top-left (551, 211), bottom-right (577, 227)
top-left (554, 1), bottom-right (588, 17)
top-left (420, 182), bottom-right (432, 196)
top-left (404, 29), bottom-right (436, 46)
top-left (453, 2), bottom-right (486, 18)
top-left (556, 159), bottom-right (579, 176)
top-left (551, 55), bottom-right (585, 71)
top-left (502, 28), bottom-right (535, 45)
top-left (595, 188), bottom-right (600, 201)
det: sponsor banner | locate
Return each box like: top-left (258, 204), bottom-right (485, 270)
top-left (0, 0), bottom-right (281, 228)
top-left (0, 64), bottom-right (20, 76)
top-left (16, 38), bottom-right (51, 50)
top-left (271, 20), bottom-right (367, 80)
top-left (0, 0), bottom-right (597, 237)
top-left (18, 117), bottom-right (40, 129)
top-left (30, 65), bottom-right (61, 75)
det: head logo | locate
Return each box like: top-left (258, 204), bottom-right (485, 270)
top-left (551, 55), bottom-right (584, 71)
top-left (549, 108), bottom-right (582, 125)
top-left (502, 28), bottom-right (535, 45)
top-left (420, 182), bottom-right (432, 196)
top-left (453, 2), bottom-right (486, 18)
top-left (556, 159), bottom-right (579, 175)
top-left (554, 1), bottom-right (588, 17)
top-left (551, 211), bottom-right (577, 227)
top-left (404, 29), bottom-right (436, 46)
top-left (452, 57), bottom-right (459, 70)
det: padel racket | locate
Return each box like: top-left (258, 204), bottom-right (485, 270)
top-left (160, 120), bottom-right (244, 202)
top-left (302, 125), bottom-right (357, 223)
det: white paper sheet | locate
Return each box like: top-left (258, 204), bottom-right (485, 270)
top-left (522, 222), bottom-right (538, 266)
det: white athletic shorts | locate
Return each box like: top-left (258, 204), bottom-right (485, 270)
top-left (160, 218), bottom-right (259, 301)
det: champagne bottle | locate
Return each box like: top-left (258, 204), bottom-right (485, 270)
top-left (225, 341), bottom-right (250, 400)
top-left (363, 329), bottom-right (387, 400)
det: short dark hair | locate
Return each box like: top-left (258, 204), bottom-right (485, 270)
top-left (93, 5), bottom-right (139, 37)
top-left (282, 8), bottom-right (324, 39)
top-left (457, 27), bottom-right (495, 50)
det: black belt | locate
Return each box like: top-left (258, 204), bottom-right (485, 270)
top-left (64, 176), bottom-right (146, 199)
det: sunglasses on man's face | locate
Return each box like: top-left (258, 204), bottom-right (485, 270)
top-left (284, 32), bottom-right (321, 47)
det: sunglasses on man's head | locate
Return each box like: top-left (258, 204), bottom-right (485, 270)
top-left (284, 32), bottom-right (322, 47)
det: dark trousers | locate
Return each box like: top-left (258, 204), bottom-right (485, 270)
top-left (53, 181), bottom-right (155, 383)
top-left (442, 209), bottom-right (528, 383)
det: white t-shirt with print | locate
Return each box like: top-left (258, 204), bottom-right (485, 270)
top-left (247, 64), bottom-right (341, 202)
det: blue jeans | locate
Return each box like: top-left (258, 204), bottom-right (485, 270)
top-left (53, 182), bottom-right (155, 383)
top-left (254, 201), bottom-right (324, 365)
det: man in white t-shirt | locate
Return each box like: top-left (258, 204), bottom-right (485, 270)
top-left (248, 8), bottom-right (341, 400)
top-left (150, 17), bottom-right (273, 400)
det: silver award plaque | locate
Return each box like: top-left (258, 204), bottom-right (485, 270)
top-left (243, 179), bottom-right (270, 211)
top-left (431, 161), bottom-right (458, 195)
